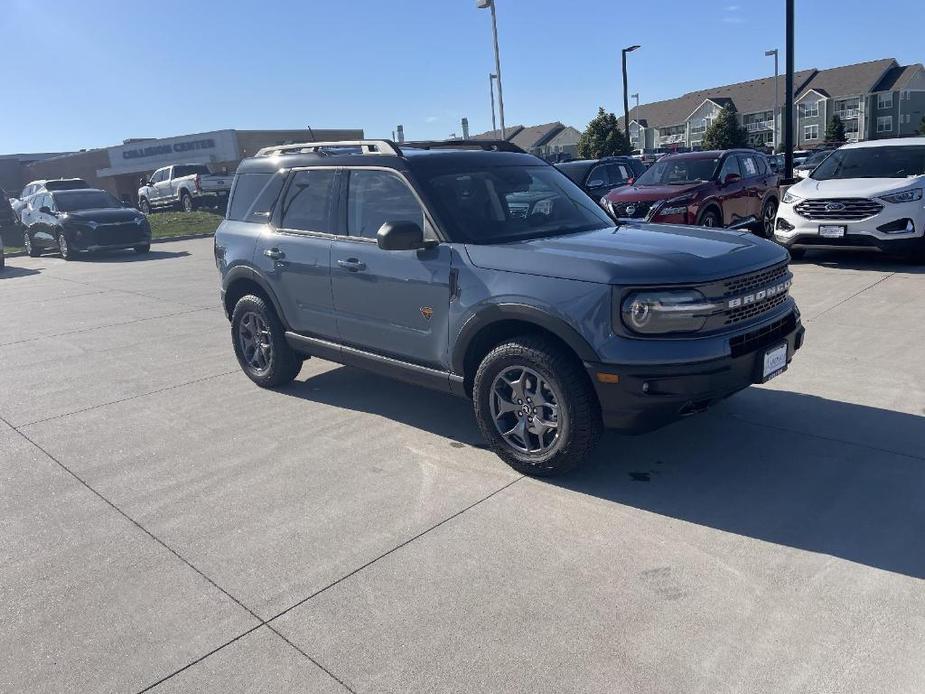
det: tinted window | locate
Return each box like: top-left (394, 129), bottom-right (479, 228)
top-left (634, 157), bottom-right (719, 185)
top-left (227, 173), bottom-right (273, 221)
top-left (280, 169), bottom-right (336, 232)
top-left (586, 165), bottom-right (609, 186)
top-left (53, 190), bottom-right (122, 211)
top-left (719, 156), bottom-right (741, 180)
top-left (738, 155), bottom-right (759, 177)
top-left (419, 164), bottom-right (612, 244)
top-left (606, 163), bottom-right (631, 184)
top-left (173, 165), bottom-right (211, 178)
top-left (44, 179), bottom-right (88, 191)
top-left (347, 170), bottom-right (424, 239)
top-left (555, 162), bottom-right (593, 185)
top-left (812, 145), bottom-right (925, 180)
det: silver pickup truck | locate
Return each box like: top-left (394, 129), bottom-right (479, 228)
top-left (137, 164), bottom-right (231, 213)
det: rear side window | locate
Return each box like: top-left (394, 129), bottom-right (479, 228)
top-left (738, 155), bottom-right (759, 177)
top-left (279, 170), bottom-right (337, 232)
top-left (227, 173), bottom-right (283, 222)
top-left (346, 169), bottom-right (424, 239)
top-left (173, 165), bottom-right (211, 178)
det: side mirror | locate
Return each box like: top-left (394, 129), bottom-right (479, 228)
top-left (39, 206), bottom-right (52, 214)
top-left (587, 179), bottom-right (605, 188)
top-left (722, 173), bottom-right (741, 186)
top-left (377, 221), bottom-right (428, 251)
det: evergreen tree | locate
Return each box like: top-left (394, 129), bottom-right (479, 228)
top-left (577, 107), bottom-right (631, 158)
top-left (701, 105), bottom-right (748, 150)
top-left (825, 114), bottom-right (847, 144)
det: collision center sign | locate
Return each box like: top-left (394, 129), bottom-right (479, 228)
top-left (98, 129), bottom-right (239, 177)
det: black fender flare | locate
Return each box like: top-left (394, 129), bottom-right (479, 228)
top-left (450, 303), bottom-right (599, 376)
top-left (222, 265), bottom-right (289, 328)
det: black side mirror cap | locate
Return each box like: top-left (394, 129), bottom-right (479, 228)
top-left (377, 221), bottom-right (431, 251)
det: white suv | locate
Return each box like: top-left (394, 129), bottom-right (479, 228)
top-left (774, 137), bottom-right (925, 260)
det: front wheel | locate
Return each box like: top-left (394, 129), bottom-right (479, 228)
top-left (788, 247), bottom-right (806, 260)
top-left (57, 233), bottom-right (74, 260)
top-left (473, 336), bottom-right (602, 476)
top-left (231, 294), bottom-right (302, 388)
top-left (139, 197), bottom-right (151, 215)
top-left (698, 209), bottom-right (721, 228)
top-left (25, 232), bottom-right (41, 257)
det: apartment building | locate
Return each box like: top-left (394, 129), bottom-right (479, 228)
top-left (623, 58), bottom-right (925, 152)
top-left (471, 121), bottom-right (581, 160)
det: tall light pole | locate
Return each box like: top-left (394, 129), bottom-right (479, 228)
top-left (631, 92), bottom-right (640, 111)
top-left (784, 0), bottom-right (795, 179)
top-left (622, 45), bottom-right (640, 148)
top-left (489, 73), bottom-right (498, 135)
top-left (477, 0), bottom-right (506, 139)
top-left (765, 49), bottom-right (779, 149)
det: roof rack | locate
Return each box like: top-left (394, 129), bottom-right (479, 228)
top-left (255, 139), bottom-right (401, 158)
top-left (401, 139), bottom-right (527, 154)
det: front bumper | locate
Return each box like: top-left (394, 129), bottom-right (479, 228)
top-left (774, 199), bottom-right (925, 254)
top-left (586, 312), bottom-right (804, 432)
top-left (68, 226), bottom-right (150, 251)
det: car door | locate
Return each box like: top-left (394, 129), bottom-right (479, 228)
top-left (153, 168), bottom-right (172, 204)
top-left (737, 153), bottom-right (764, 218)
top-left (583, 163), bottom-right (611, 201)
top-left (256, 167), bottom-right (339, 338)
top-left (31, 194), bottom-right (55, 248)
top-left (331, 167), bottom-right (452, 369)
top-left (716, 155), bottom-right (748, 226)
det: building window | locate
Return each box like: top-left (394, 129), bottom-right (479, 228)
top-left (877, 93), bottom-right (893, 109)
top-left (804, 124), bottom-right (819, 140)
top-left (877, 116), bottom-right (893, 133)
top-left (905, 114), bottom-right (911, 125)
top-left (800, 101), bottom-right (819, 117)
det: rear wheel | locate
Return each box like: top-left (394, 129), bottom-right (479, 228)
top-left (698, 208), bottom-right (721, 228)
top-left (25, 232), bottom-right (41, 257)
top-left (181, 192), bottom-right (194, 213)
top-left (231, 294), bottom-right (302, 388)
top-left (473, 336), bottom-right (602, 476)
top-left (760, 198), bottom-right (778, 238)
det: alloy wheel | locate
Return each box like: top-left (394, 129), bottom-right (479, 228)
top-left (763, 201), bottom-right (777, 238)
top-left (24, 233), bottom-right (32, 254)
top-left (58, 234), bottom-right (68, 257)
top-left (489, 365), bottom-right (562, 454)
top-left (237, 311), bottom-right (273, 374)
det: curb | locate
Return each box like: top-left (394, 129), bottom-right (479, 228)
top-left (3, 232), bottom-right (215, 258)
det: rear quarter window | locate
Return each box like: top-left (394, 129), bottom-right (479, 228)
top-left (226, 173), bottom-right (284, 222)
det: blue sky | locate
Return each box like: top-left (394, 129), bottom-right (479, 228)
top-left (1, 0), bottom-right (922, 153)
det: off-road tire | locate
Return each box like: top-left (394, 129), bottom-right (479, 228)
top-left (134, 244), bottom-right (151, 254)
top-left (231, 294), bottom-right (301, 388)
top-left (473, 335), bottom-right (602, 476)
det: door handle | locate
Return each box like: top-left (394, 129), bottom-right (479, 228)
top-left (337, 258), bottom-right (366, 272)
top-left (264, 248), bottom-right (285, 260)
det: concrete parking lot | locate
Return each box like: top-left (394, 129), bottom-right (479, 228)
top-left (1, 237), bottom-right (923, 693)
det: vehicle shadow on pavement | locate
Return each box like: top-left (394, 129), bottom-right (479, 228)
top-left (793, 249), bottom-right (925, 273)
top-left (0, 266), bottom-right (41, 279)
top-left (286, 367), bottom-right (925, 579)
top-left (560, 388), bottom-right (925, 579)
top-left (79, 250), bottom-right (192, 263)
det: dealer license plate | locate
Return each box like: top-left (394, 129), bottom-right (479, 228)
top-left (819, 224), bottom-right (846, 238)
top-left (762, 343), bottom-right (788, 381)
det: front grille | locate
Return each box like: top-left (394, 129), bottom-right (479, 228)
top-left (716, 262), bottom-right (792, 327)
top-left (725, 292), bottom-right (789, 325)
top-left (612, 201), bottom-right (651, 219)
top-left (729, 312), bottom-right (796, 358)
top-left (723, 262), bottom-right (788, 296)
top-left (90, 223), bottom-right (146, 245)
top-left (794, 197), bottom-right (883, 220)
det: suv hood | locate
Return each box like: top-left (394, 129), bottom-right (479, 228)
top-left (465, 224), bottom-right (788, 285)
top-left (604, 183), bottom-right (701, 204)
top-left (64, 208), bottom-right (143, 223)
top-left (792, 175), bottom-right (925, 198)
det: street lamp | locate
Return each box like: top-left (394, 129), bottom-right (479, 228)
top-left (477, 0), bottom-right (506, 139)
top-left (631, 92), bottom-right (640, 110)
top-left (622, 45), bottom-right (640, 148)
top-left (765, 49), bottom-right (779, 149)
top-left (489, 73), bottom-right (498, 135)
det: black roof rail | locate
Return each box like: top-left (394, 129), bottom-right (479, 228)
top-left (401, 139), bottom-right (527, 154)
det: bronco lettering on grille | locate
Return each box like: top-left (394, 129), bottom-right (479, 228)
top-left (727, 280), bottom-right (791, 309)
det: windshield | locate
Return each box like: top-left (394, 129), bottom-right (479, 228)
top-left (173, 165), bottom-right (211, 178)
top-left (418, 165), bottom-right (613, 244)
top-left (802, 150), bottom-right (833, 167)
top-left (44, 179), bottom-right (89, 191)
top-left (811, 146), bottom-right (925, 180)
top-left (634, 157), bottom-right (719, 186)
top-left (54, 190), bottom-right (123, 211)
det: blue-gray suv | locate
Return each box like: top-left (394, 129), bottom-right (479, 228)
top-left (214, 139), bottom-right (804, 476)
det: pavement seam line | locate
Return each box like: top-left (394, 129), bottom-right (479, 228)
top-left (45, 273), bottom-right (208, 309)
top-left (264, 625), bottom-right (357, 694)
top-left (729, 411), bottom-right (925, 462)
top-left (0, 306), bottom-right (213, 348)
top-left (266, 475), bottom-right (524, 625)
top-left (805, 272), bottom-right (895, 323)
top-left (17, 370), bottom-right (240, 428)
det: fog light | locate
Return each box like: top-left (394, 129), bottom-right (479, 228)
top-left (776, 217), bottom-right (795, 231)
top-left (596, 372), bottom-right (620, 384)
top-left (877, 218), bottom-right (915, 234)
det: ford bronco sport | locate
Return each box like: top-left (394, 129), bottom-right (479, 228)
top-left (214, 139), bottom-right (804, 476)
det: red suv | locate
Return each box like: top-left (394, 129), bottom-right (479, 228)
top-left (600, 149), bottom-right (779, 237)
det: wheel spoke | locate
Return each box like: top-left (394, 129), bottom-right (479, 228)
top-left (490, 365), bottom-right (562, 454)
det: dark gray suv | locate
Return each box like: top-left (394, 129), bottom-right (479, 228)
top-left (215, 139), bottom-right (804, 475)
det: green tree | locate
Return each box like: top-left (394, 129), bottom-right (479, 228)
top-left (577, 107), bottom-right (631, 158)
top-left (701, 105), bottom-right (748, 150)
top-left (919, 116), bottom-right (925, 136)
top-left (825, 114), bottom-right (847, 144)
